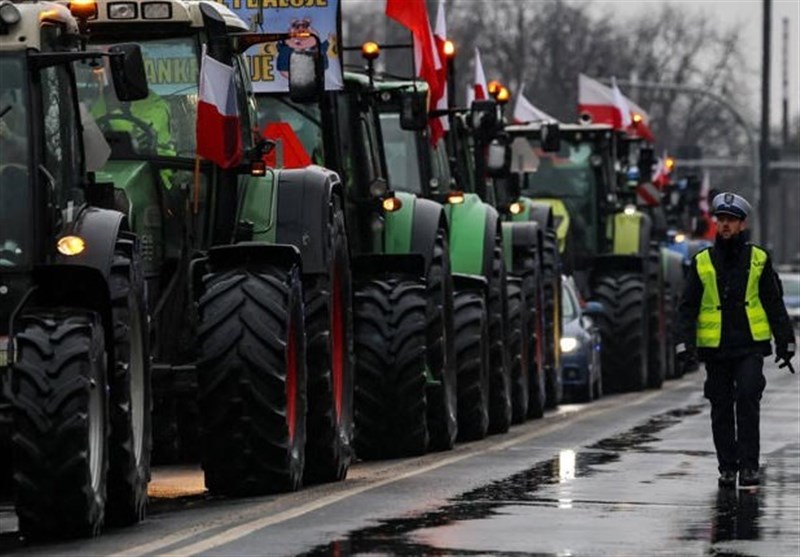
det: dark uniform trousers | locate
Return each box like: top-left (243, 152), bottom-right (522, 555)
top-left (704, 353), bottom-right (767, 472)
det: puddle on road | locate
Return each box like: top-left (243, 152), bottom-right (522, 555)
top-left (298, 404), bottom-right (711, 556)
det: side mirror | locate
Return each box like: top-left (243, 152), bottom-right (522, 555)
top-left (288, 49), bottom-right (323, 104)
top-left (582, 301), bottom-right (604, 316)
top-left (540, 121), bottom-right (561, 153)
top-left (470, 99), bottom-right (498, 134)
top-left (108, 44), bottom-right (148, 102)
top-left (399, 90), bottom-right (428, 131)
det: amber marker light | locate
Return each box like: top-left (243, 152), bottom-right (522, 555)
top-left (665, 157), bottom-right (675, 172)
top-left (632, 113), bottom-right (643, 124)
top-left (487, 80), bottom-right (502, 98)
top-left (57, 236), bottom-right (86, 256)
top-left (496, 86), bottom-right (510, 105)
top-left (362, 41), bottom-right (380, 60)
top-left (68, 0), bottom-right (98, 19)
top-left (443, 39), bottom-right (455, 59)
top-left (509, 202), bottom-right (523, 215)
top-left (250, 160), bottom-right (266, 177)
top-left (447, 191), bottom-right (465, 205)
top-left (382, 196), bottom-right (402, 212)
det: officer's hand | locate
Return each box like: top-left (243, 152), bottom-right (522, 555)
top-left (775, 342), bottom-right (796, 374)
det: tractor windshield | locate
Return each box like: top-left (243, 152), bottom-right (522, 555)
top-left (255, 95), bottom-right (323, 166)
top-left (380, 112), bottom-right (422, 194)
top-left (518, 137), bottom-right (600, 255)
top-left (0, 54), bottom-right (31, 268)
top-left (76, 36), bottom-right (199, 159)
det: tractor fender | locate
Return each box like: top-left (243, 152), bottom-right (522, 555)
top-left (409, 197), bottom-right (449, 273)
top-left (58, 207), bottom-right (127, 278)
top-left (501, 220), bottom-right (540, 276)
top-left (528, 201), bottom-right (555, 231)
top-left (191, 243), bottom-right (304, 303)
top-left (661, 247), bottom-right (685, 294)
top-left (446, 193), bottom-right (496, 277)
top-left (275, 165), bottom-right (344, 276)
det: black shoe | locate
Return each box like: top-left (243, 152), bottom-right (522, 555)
top-left (739, 469), bottom-right (760, 487)
top-left (718, 470), bottom-right (737, 488)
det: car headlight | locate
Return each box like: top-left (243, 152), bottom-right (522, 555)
top-left (560, 337), bottom-right (579, 353)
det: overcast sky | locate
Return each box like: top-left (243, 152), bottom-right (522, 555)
top-left (587, 0), bottom-right (800, 127)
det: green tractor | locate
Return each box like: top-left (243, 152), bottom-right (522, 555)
top-left (500, 122), bottom-right (678, 392)
top-left (0, 1), bottom-right (151, 538)
top-left (72, 0), bottom-right (355, 493)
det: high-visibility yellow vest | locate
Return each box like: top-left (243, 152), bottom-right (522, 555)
top-left (695, 245), bottom-right (772, 347)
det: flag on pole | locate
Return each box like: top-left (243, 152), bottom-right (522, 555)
top-left (611, 77), bottom-right (632, 128)
top-left (386, 0), bottom-right (444, 144)
top-left (466, 47), bottom-right (488, 105)
top-left (512, 85), bottom-right (556, 123)
top-left (430, 0), bottom-right (449, 142)
top-left (196, 47), bottom-right (242, 169)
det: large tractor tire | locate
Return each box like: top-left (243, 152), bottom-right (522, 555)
top-left (487, 238), bottom-right (512, 434)
top-left (303, 198), bottom-right (354, 484)
top-left (425, 230), bottom-right (458, 452)
top-left (454, 288), bottom-right (490, 441)
top-left (541, 230), bottom-right (562, 408)
top-left (11, 313), bottom-right (109, 539)
top-left (515, 246), bottom-right (546, 420)
top-left (507, 279), bottom-right (529, 424)
top-left (197, 265), bottom-right (307, 495)
top-left (593, 273), bottom-right (649, 392)
top-left (106, 233), bottom-right (152, 527)
top-left (647, 246), bottom-right (666, 389)
top-left (353, 279), bottom-right (428, 459)
top-left (662, 286), bottom-right (677, 380)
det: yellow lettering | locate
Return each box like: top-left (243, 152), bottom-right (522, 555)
top-left (144, 60), bottom-right (156, 84)
top-left (157, 60), bottom-right (171, 84)
top-left (249, 53), bottom-right (275, 82)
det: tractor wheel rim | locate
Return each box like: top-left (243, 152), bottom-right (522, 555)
top-left (331, 271), bottom-right (345, 422)
top-left (131, 305), bottom-right (145, 464)
top-left (89, 360), bottom-right (104, 493)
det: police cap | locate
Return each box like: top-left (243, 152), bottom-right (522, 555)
top-left (711, 192), bottom-right (751, 220)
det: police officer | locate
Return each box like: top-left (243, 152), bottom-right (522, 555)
top-left (676, 192), bottom-right (796, 488)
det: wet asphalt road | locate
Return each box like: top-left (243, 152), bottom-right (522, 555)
top-left (1, 355), bottom-right (798, 556)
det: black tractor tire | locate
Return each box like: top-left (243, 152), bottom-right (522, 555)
top-left (106, 233), bottom-right (152, 527)
top-left (487, 237), bottom-right (512, 435)
top-left (593, 273), bottom-right (649, 392)
top-left (303, 198), bottom-right (354, 484)
top-left (454, 288), bottom-right (490, 441)
top-left (541, 230), bottom-right (562, 408)
top-left (425, 230), bottom-right (458, 452)
top-left (507, 280), bottom-right (529, 424)
top-left (11, 313), bottom-right (109, 539)
top-left (513, 244), bottom-right (545, 420)
top-left (353, 279), bottom-right (428, 459)
top-left (662, 286), bottom-right (678, 379)
top-left (197, 265), bottom-right (307, 495)
top-left (647, 246), bottom-right (666, 390)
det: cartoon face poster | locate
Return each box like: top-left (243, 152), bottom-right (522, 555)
top-left (218, 0), bottom-right (343, 93)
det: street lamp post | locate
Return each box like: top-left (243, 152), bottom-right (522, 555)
top-left (599, 78), bottom-right (762, 242)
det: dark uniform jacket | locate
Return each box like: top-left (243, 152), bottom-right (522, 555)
top-left (677, 234), bottom-right (794, 361)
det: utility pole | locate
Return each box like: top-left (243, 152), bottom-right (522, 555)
top-left (759, 0), bottom-right (772, 246)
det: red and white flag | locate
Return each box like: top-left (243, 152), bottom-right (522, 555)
top-left (430, 0), bottom-right (449, 142)
top-left (611, 77), bottom-right (632, 128)
top-left (466, 47), bottom-right (488, 105)
top-left (626, 96), bottom-right (655, 142)
top-left (196, 47), bottom-right (242, 169)
top-left (698, 169), bottom-right (711, 212)
top-left (386, 0), bottom-right (444, 144)
top-left (512, 85), bottom-right (556, 124)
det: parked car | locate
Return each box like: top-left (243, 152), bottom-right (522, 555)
top-left (778, 271), bottom-right (800, 327)
top-left (560, 276), bottom-right (603, 402)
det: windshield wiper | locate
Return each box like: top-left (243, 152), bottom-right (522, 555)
top-left (0, 105), bottom-right (12, 120)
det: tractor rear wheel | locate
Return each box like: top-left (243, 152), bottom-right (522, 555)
top-left (593, 273), bottom-right (649, 392)
top-left (106, 233), bottom-right (152, 526)
top-left (197, 265), bottom-right (306, 495)
top-left (487, 237), bottom-right (511, 434)
top-left (11, 313), bottom-right (108, 539)
top-left (541, 231), bottom-right (562, 408)
top-left (647, 247), bottom-right (666, 389)
top-left (454, 288), bottom-right (490, 441)
top-left (507, 279), bottom-right (529, 424)
top-left (519, 248), bottom-right (546, 420)
top-left (353, 279), bottom-right (428, 459)
top-left (426, 230), bottom-right (457, 451)
top-left (303, 198), bottom-right (354, 484)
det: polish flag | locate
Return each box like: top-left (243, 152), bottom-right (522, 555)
top-left (513, 85), bottom-right (556, 124)
top-left (196, 47), bottom-right (242, 169)
top-left (578, 73), bottom-right (629, 129)
top-left (611, 77), bottom-right (632, 128)
top-left (466, 47), bottom-right (488, 105)
top-left (386, 0), bottom-right (444, 144)
top-left (430, 0), bottom-right (449, 143)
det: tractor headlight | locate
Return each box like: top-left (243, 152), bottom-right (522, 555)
top-left (560, 337), bottom-right (579, 353)
top-left (108, 2), bottom-right (137, 19)
top-left (142, 2), bottom-right (171, 19)
top-left (0, 2), bottom-right (22, 26)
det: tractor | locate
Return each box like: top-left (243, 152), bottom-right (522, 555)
top-left (0, 0), bottom-right (150, 538)
top-left (70, 0), bottom-right (355, 493)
